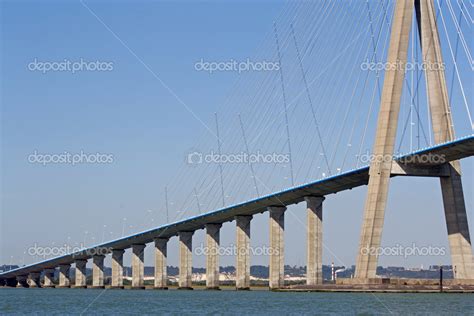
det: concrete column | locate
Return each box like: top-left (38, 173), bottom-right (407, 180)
top-left (58, 264), bottom-right (71, 288)
top-left (43, 268), bottom-right (55, 288)
top-left (236, 215), bottom-right (252, 290)
top-left (74, 259), bottom-right (87, 288)
top-left (111, 249), bottom-right (125, 289)
top-left (416, 0), bottom-right (474, 279)
top-left (154, 238), bottom-right (168, 289)
top-left (268, 206), bottom-right (286, 289)
top-left (16, 275), bottom-right (28, 288)
top-left (206, 223), bottom-right (222, 290)
top-left (92, 255), bottom-right (105, 288)
top-left (305, 196), bottom-right (324, 285)
top-left (178, 231), bottom-right (194, 289)
top-left (132, 244), bottom-right (146, 289)
top-left (28, 272), bottom-right (41, 288)
top-left (355, 0), bottom-right (414, 279)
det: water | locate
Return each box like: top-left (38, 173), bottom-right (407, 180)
top-left (1, 288), bottom-right (473, 315)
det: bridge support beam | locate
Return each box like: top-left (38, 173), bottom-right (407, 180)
top-left (235, 215), bottom-right (252, 290)
top-left (154, 238), bottom-right (168, 289)
top-left (206, 223), bottom-right (222, 290)
top-left (92, 255), bottom-right (105, 288)
top-left (132, 244), bottom-right (146, 289)
top-left (43, 268), bottom-right (55, 288)
top-left (305, 196), bottom-right (324, 285)
top-left (74, 259), bottom-right (87, 288)
top-left (355, 0), bottom-right (414, 279)
top-left (178, 231), bottom-right (194, 289)
top-left (28, 272), bottom-right (41, 288)
top-left (415, 0), bottom-right (474, 279)
top-left (268, 206), bottom-right (286, 289)
top-left (16, 275), bottom-right (28, 288)
top-left (111, 249), bottom-right (125, 289)
top-left (58, 264), bottom-right (71, 288)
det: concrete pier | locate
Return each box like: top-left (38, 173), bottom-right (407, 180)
top-left (132, 244), bottom-right (146, 289)
top-left (305, 196), bottom-right (324, 285)
top-left (111, 249), bottom-right (125, 289)
top-left (236, 215), bottom-right (252, 290)
top-left (58, 264), bottom-right (71, 288)
top-left (355, 0), bottom-right (414, 279)
top-left (178, 231), bottom-right (194, 289)
top-left (74, 259), bottom-right (87, 288)
top-left (28, 272), bottom-right (41, 288)
top-left (16, 275), bottom-right (28, 288)
top-left (154, 238), bottom-right (168, 289)
top-left (416, 0), bottom-right (474, 279)
top-left (92, 255), bottom-right (105, 288)
top-left (206, 223), bottom-right (222, 290)
top-left (43, 268), bottom-right (55, 288)
top-left (268, 206), bottom-right (286, 289)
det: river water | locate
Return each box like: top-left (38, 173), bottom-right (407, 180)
top-left (1, 288), bottom-right (473, 315)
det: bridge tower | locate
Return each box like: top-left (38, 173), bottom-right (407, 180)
top-left (355, 0), bottom-right (474, 280)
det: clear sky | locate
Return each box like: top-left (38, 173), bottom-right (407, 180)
top-left (1, 0), bottom-right (473, 271)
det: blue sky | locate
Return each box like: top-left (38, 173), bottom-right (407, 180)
top-left (1, 0), bottom-right (473, 270)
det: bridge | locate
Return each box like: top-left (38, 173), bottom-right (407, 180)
top-left (2, 0), bottom-right (474, 290)
top-left (2, 135), bottom-right (473, 288)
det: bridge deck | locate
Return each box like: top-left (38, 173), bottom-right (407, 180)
top-left (1, 135), bottom-right (473, 279)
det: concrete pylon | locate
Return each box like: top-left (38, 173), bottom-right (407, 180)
top-left (305, 196), bottom-right (324, 285)
top-left (415, 0), bottom-right (474, 279)
top-left (111, 249), bottom-right (125, 289)
top-left (74, 259), bottom-right (87, 288)
top-left (132, 244), bottom-right (146, 289)
top-left (92, 255), bottom-right (105, 288)
top-left (355, 0), bottom-right (414, 279)
top-left (154, 238), bottom-right (169, 289)
top-left (268, 206), bottom-right (286, 289)
top-left (58, 264), bottom-right (71, 288)
top-left (235, 215), bottom-right (252, 290)
top-left (28, 272), bottom-right (41, 288)
top-left (43, 268), bottom-right (55, 288)
top-left (206, 223), bottom-right (222, 290)
top-left (178, 231), bottom-right (194, 289)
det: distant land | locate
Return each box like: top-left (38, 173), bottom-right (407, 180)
top-left (1, 264), bottom-right (453, 283)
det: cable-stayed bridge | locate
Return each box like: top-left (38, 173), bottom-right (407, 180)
top-left (1, 0), bottom-right (473, 289)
